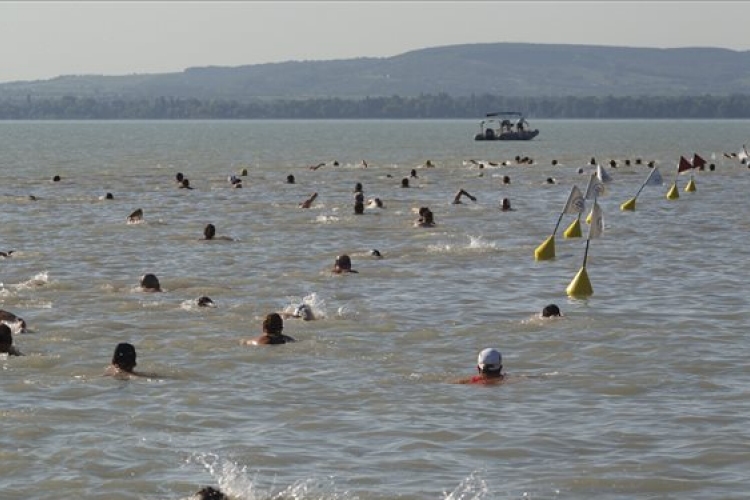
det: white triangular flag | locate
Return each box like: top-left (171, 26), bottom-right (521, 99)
top-left (645, 167), bottom-right (663, 186)
top-left (588, 201), bottom-right (604, 239)
top-left (596, 164), bottom-right (612, 183)
top-left (563, 185), bottom-right (586, 214)
top-left (584, 172), bottom-right (606, 199)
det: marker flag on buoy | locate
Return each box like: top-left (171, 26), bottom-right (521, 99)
top-left (584, 172), bottom-right (605, 224)
top-left (534, 185), bottom-right (585, 260)
top-left (667, 156), bottom-right (693, 200)
top-left (596, 164), bottom-right (613, 184)
top-left (566, 201), bottom-right (603, 298)
top-left (666, 182), bottom-right (680, 200)
top-left (564, 215), bottom-right (582, 238)
top-left (585, 172), bottom-right (607, 200)
top-left (621, 167), bottom-right (663, 211)
top-left (685, 175), bottom-right (697, 192)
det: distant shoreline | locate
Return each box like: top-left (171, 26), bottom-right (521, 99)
top-left (1, 94), bottom-right (750, 120)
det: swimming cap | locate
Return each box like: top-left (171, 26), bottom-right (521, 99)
top-left (477, 348), bottom-right (502, 371)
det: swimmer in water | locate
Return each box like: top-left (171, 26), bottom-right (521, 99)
top-left (242, 313), bottom-right (296, 345)
top-left (299, 192), bottom-right (318, 209)
top-left (452, 188), bottom-right (477, 204)
top-left (139, 273), bottom-right (162, 292)
top-left (332, 254), bottom-right (358, 274)
top-left (367, 197), bottom-right (384, 209)
top-left (127, 208), bottom-right (143, 223)
top-left (202, 223), bottom-right (234, 241)
top-left (0, 250), bottom-right (15, 258)
top-left (415, 207), bottom-right (435, 227)
top-left (194, 486), bottom-right (229, 500)
top-left (196, 296), bottom-right (216, 308)
top-left (541, 304), bottom-right (562, 318)
top-left (281, 302), bottom-right (315, 321)
top-left (500, 198), bottom-right (514, 211)
top-left (457, 348), bottom-right (504, 385)
top-left (0, 309), bottom-right (27, 332)
top-left (104, 342), bottom-right (158, 378)
top-left (0, 324), bottom-right (22, 356)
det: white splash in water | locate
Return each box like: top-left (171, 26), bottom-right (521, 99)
top-left (443, 471), bottom-right (489, 500)
top-left (467, 235), bottom-right (497, 250)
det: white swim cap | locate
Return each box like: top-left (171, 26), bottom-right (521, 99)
top-left (477, 348), bottom-right (502, 371)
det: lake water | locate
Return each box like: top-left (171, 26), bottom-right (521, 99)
top-left (1, 119), bottom-right (750, 500)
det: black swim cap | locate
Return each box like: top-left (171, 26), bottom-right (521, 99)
top-left (542, 304), bottom-right (561, 317)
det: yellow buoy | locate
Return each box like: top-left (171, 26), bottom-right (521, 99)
top-left (586, 209), bottom-right (593, 224)
top-left (566, 266), bottom-right (593, 298)
top-left (563, 218), bottom-right (582, 238)
top-left (666, 183), bottom-right (679, 200)
top-left (685, 178), bottom-right (696, 192)
top-left (620, 197), bottom-right (636, 211)
top-left (534, 235), bottom-right (555, 261)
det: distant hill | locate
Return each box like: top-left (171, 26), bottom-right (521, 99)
top-left (2, 43), bottom-right (750, 101)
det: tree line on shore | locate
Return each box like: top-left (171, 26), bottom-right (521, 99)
top-left (1, 93), bottom-right (750, 119)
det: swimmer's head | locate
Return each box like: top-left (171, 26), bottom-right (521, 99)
top-left (286, 174), bottom-right (295, 184)
top-left (263, 313), bottom-right (284, 335)
top-left (542, 304), bottom-right (562, 317)
top-left (502, 175), bottom-right (511, 184)
top-left (203, 223), bottom-right (216, 240)
top-left (334, 254), bottom-right (353, 272)
top-left (195, 486), bottom-right (228, 500)
top-left (401, 178), bottom-right (410, 188)
top-left (52, 175), bottom-right (61, 182)
top-left (196, 296), bottom-right (215, 307)
top-left (0, 324), bottom-right (14, 352)
top-left (370, 249), bottom-right (382, 258)
top-left (176, 172), bottom-right (184, 182)
top-left (112, 342), bottom-right (137, 372)
top-left (546, 177), bottom-right (556, 184)
top-left (354, 182), bottom-right (363, 193)
top-left (477, 348), bottom-right (502, 374)
top-left (139, 273), bottom-right (161, 292)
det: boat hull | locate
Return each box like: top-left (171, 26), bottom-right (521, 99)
top-left (475, 129), bottom-right (539, 141)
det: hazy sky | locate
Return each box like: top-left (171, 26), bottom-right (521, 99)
top-left (1, 1), bottom-right (748, 83)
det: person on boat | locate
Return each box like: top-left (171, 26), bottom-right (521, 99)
top-left (541, 304), bottom-right (562, 318)
top-left (139, 273), bottom-right (162, 292)
top-left (299, 192), bottom-right (318, 209)
top-left (242, 313), bottom-right (296, 345)
top-left (0, 324), bottom-right (23, 356)
top-left (457, 348), bottom-right (504, 385)
top-left (332, 254), bottom-right (358, 274)
top-left (452, 189), bottom-right (477, 204)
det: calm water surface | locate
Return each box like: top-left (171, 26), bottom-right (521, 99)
top-left (1, 120), bottom-right (750, 500)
